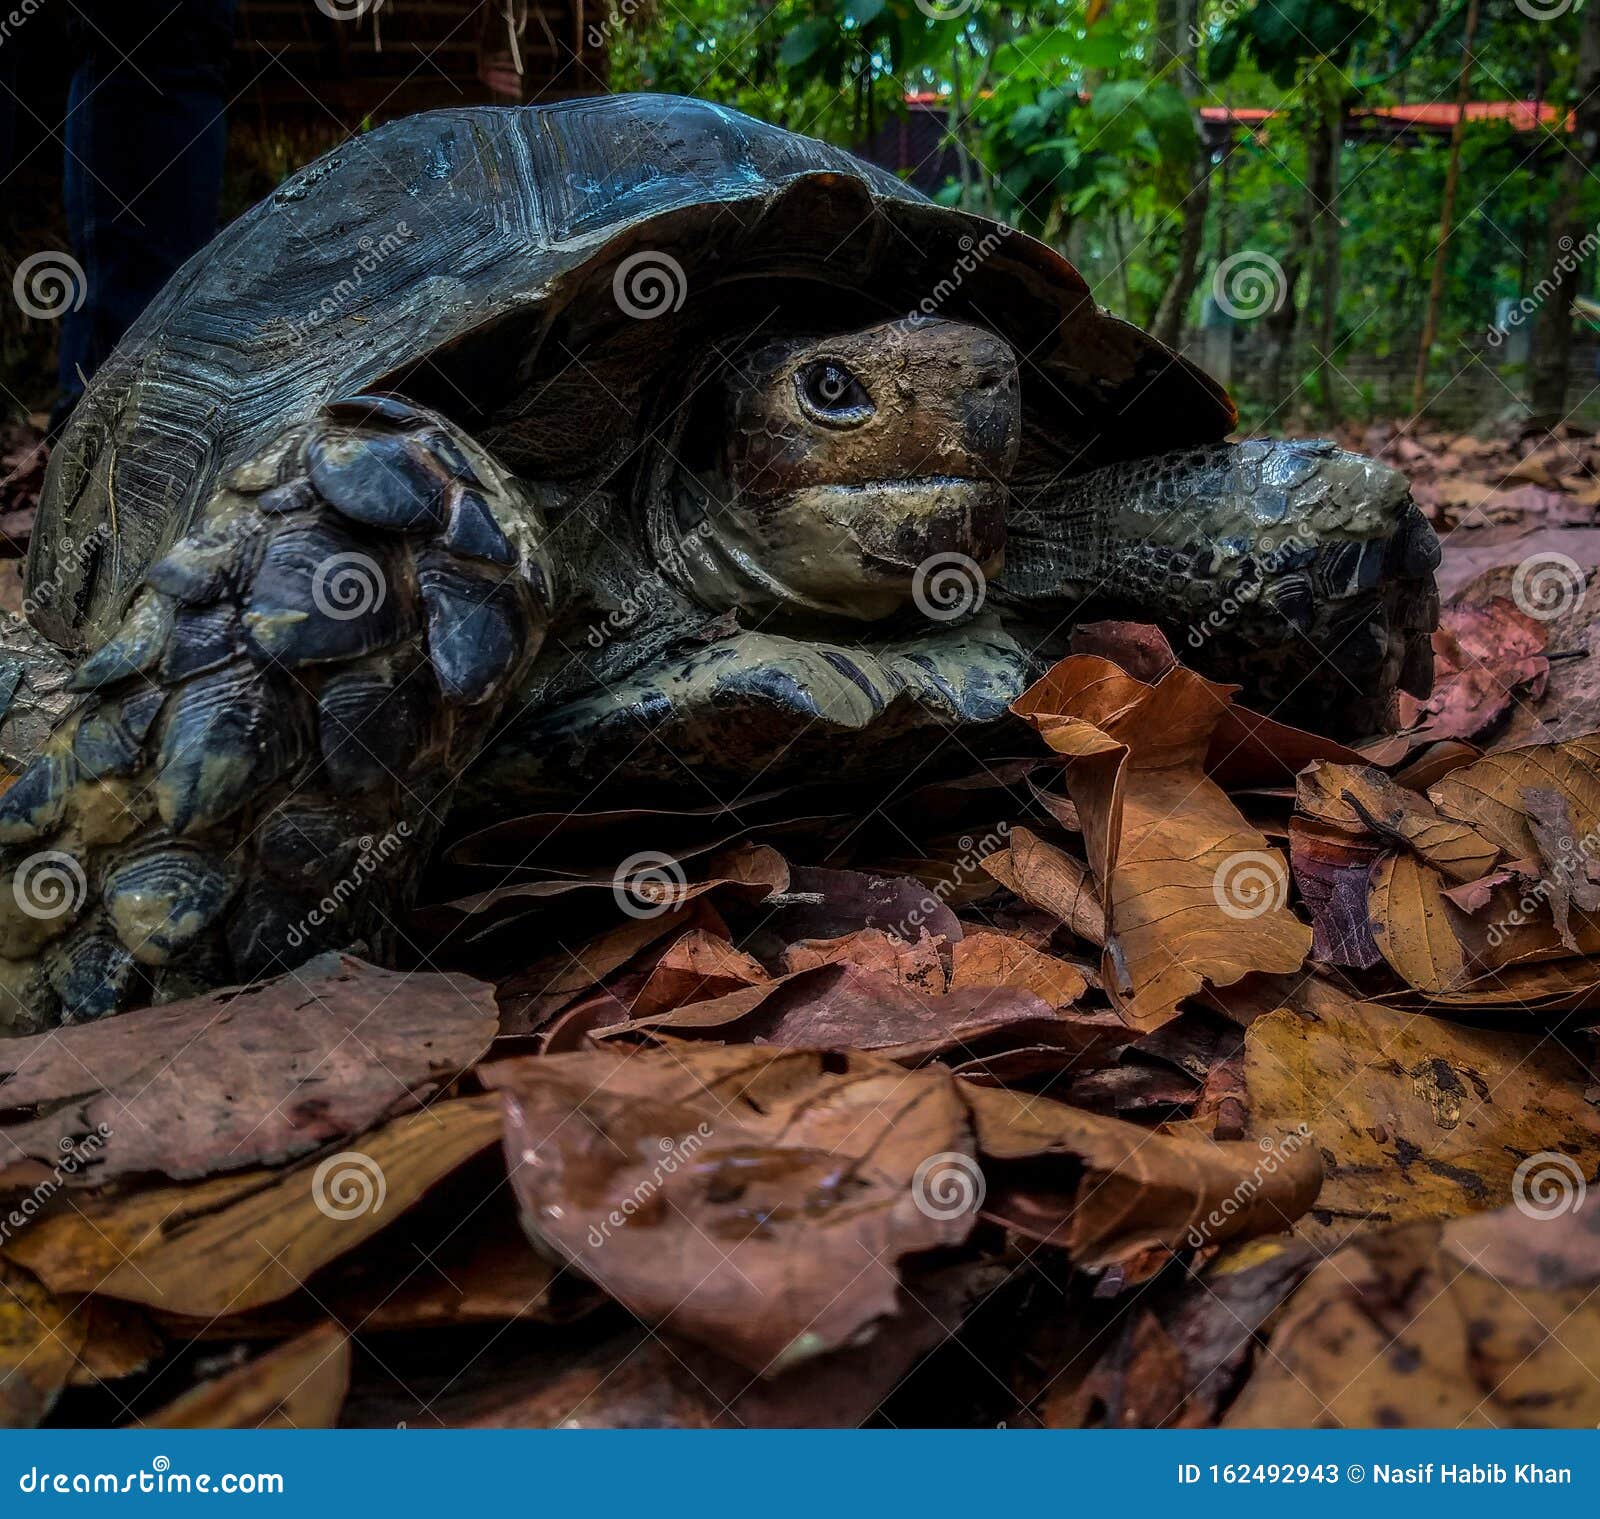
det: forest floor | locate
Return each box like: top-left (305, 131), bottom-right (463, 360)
top-left (0, 414), bottom-right (1596, 1430)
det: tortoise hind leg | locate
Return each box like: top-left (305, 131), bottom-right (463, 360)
top-left (0, 397), bottom-right (553, 1030)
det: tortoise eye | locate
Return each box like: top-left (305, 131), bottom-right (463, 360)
top-left (797, 361), bottom-right (873, 426)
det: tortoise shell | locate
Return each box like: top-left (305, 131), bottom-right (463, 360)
top-left (31, 93), bottom-right (1232, 653)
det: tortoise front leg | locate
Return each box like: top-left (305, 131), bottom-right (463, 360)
top-left (997, 439), bottom-right (1440, 735)
top-left (0, 397), bottom-right (553, 1029)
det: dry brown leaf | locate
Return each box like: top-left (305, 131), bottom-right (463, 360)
top-left (961, 1083), bottom-right (1321, 1266)
top-left (141, 1323), bottom-right (350, 1429)
top-left (948, 927), bottom-right (1089, 1007)
top-left (5, 1097), bottom-right (504, 1316)
top-left (1244, 977), bottom-right (1600, 1243)
top-left (481, 1046), bottom-right (974, 1373)
top-left (0, 956), bottom-right (498, 1185)
top-left (1013, 657), bottom-right (1310, 1030)
top-left (1225, 1201), bottom-right (1600, 1427)
top-left (0, 1260), bottom-right (84, 1427)
top-left (629, 928), bottom-right (769, 1017)
top-left (1396, 596), bottom-right (1549, 745)
top-left (981, 828), bottom-right (1106, 946)
top-left (780, 928), bottom-right (946, 993)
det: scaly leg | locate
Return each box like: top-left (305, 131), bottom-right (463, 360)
top-left (0, 396), bottom-right (552, 1029)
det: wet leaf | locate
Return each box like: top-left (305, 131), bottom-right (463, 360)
top-left (141, 1323), bottom-right (350, 1429)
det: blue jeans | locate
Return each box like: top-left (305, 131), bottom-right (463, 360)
top-left (53, 1), bottom-right (236, 425)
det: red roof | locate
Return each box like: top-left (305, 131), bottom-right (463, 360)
top-left (902, 93), bottom-right (1570, 133)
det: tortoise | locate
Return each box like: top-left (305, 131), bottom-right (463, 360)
top-left (0, 93), bottom-right (1440, 1029)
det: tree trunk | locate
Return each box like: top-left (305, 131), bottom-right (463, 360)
top-left (1530, 0), bottom-right (1600, 420)
top-left (1411, 0), bottom-right (1480, 417)
top-left (1152, 0), bottom-right (1211, 349)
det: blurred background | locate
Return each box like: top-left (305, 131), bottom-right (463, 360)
top-left (0, 1), bottom-right (1595, 463)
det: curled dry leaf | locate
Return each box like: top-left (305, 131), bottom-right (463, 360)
top-left (1012, 657), bottom-right (1310, 1030)
top-left (962, 1083), bottom-right (1321, 1267)
top-left (0, 956), bottom-right (499, 1185)
top-left (482, 1046), bottom-right (975, 1375)
top-left (981, 828), bottom-right (1106, 947)
top-left (1225, 1201), bottom-right (1600, 1428)
top-left (140, 1323), bottom-right (351, 1430)
top-left (4, 1097), bottom-right (505, 1317)
top-left (629, 928), bottom-right (769, 1018)
top-left (1244, 978), bottom-right (1599, 1244)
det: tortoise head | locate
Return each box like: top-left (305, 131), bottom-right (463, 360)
top-left (673, 317), bottom-right (1020, 622)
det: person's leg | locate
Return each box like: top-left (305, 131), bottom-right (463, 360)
top-left (56, 1), bottom-right (235, 429)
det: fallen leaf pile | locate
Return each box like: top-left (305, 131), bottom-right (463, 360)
top-left (2, 427), bottom-right (1599, 1427)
